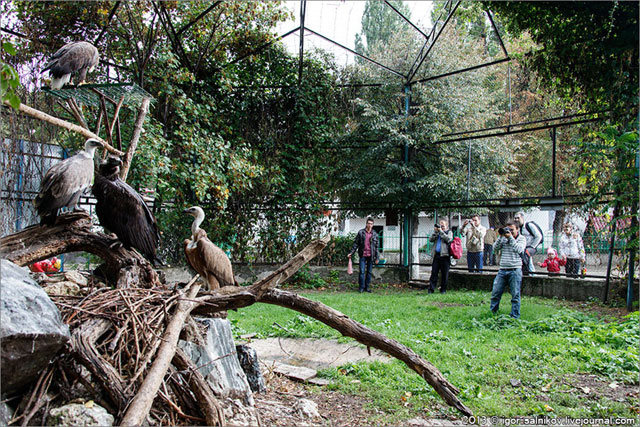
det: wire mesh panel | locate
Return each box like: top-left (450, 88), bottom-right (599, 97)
top-left (1, 92), bottom-right (64, 236)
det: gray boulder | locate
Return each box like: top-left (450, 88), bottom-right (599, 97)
top-left (1, 260), bottom-right (70, 394)
top-left (236, 344), bottom-right (266, 393)
top-left (49, 402), bottom-right (114, 426)
top-left (179, 318), bottom-right (254, 405)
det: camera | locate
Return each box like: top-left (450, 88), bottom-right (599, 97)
top-left (434, 224), bottom-right (440, 229)
top-left (498, 227), bottom-right (511, 236)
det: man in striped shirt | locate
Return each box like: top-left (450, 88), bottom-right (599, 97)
top-left (490, 220), bottom-right (527, 319)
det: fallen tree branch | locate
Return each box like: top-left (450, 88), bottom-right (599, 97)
top-left (258, 288), bottom-right (473, 417)
top-left (119, 277), bottom-right (201, 426)
top-left (3, 99), bottom-right (124, 155)
top-left (172, 348), bottom-right (225, 426)
top-left (70, 318), bottom-right (131, 412)
top-left (0, 211), bottom-right (159, 287)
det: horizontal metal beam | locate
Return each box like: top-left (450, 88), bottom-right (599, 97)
top-left (410, 57), bottom-right (510, 86)
top-left (303, 27), bottom-right (407, 79)
top-left (433, 116), bottom-right (603, 144)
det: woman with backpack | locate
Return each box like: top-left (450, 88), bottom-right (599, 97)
top-left (428, 219), bottom-right (453, 294)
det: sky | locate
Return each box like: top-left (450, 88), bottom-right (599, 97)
top-left (276, 1), bottom-right (434, 66)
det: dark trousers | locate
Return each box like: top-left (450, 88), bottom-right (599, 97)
top-left (467, 251), bottom-right (483, 272)
top-left (483, 243), bottom-right (494, 266)
top-left (429, 253), bottom-right (450, 293)
top-left (566, 258), bottom-right (581, 277)
top-left (358, 256), bottom-right (374, 291)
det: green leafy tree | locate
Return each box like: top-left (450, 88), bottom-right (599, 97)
top-left (354, 1), bottom-right (412, 59)
top-left (485, 1), bottom-right (639, 254)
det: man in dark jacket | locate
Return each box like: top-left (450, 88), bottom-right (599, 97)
top-left (348, 217), bottom-right (379, 293)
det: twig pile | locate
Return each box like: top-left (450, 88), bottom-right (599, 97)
top-left (11, 284), bottom-right (219, 426)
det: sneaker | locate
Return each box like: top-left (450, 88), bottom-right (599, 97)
top-left (365, 289), bottom-right (372, 293)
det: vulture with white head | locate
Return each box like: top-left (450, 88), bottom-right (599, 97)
top-left (34, 138), bottom-right (103, 225)
top-left (43, 41), bottom-right (99, 89)
top-left (93, 156), bottom-right (162, 265)
top-left (183, 206), bottom-right (236, 290)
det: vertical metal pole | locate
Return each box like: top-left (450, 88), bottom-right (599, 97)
top-left (508, 62), bottom-right (512, 128)
top-left (603, 203), bottom-right (620, 303)
top-left (552, 127), bottom-right (557, 197)
top-left (15, 139), bottom-right (24, 232)
top-left (298, 0), bottom-right (307, 85)
top-left (403, 85), bottom-right (411, 268)
top-left (628, 152), bottom-right (639, 311)
top-left (466, 139), bottom-right (471, 200)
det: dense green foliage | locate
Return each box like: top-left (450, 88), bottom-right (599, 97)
top-left (484, 1), bottom-right (639, 254)
top-left (230, 289), bottom-right (639, 423)
top-left (4, 0), bottom-right (637, 262)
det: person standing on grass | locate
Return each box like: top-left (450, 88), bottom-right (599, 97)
top-left (462, 214), bottom-right (486, 273)
top-left (348, 217), bottom-right (379, 293)
top-left (428, 219), bottom-right (453, 294)
top-left (484, 226), bottom-right (498, 266)
top-left (490, 220), bottom-right (526, 319)
top-left (559, 222), bottom-right (586, 278)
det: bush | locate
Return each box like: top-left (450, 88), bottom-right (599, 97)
top-left (314, 233), bottom-right (356, 266)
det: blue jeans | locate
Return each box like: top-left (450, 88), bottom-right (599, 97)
top-left (467, 251), bottom-right (483, 272)
top-left (490, 268), bottom-right (522, 318)
top-left (359, 256), bottom-right (374, 291)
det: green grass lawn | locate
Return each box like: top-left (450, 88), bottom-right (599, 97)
top-left (229, 287), bottom-right (639, 423)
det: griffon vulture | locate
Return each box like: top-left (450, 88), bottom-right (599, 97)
top-left (93, 156), bottom-right (162, 265)
top-left (183, 206), bottom-right (236, 290)
top-left (34, 138), bottom-right (103, 225)
top-left (43, 41), bottom-right (99, 89)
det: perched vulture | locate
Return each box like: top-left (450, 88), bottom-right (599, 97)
top-left (183, 206), bottom-right (236, 290)
top-left (92, 156), bottom-right (162, 265)
top-left (43, 41), bottom-right (99, 89)
top-left (34, 138), bottom-right (103, 225)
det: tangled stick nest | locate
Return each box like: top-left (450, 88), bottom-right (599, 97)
top-left (12, 283), bottom-right (220, 426)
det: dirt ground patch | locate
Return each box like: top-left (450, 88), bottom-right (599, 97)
top-left (254, 374), bottom-right (463, 426)
top-left (565, 374), bottom-right (640, 405)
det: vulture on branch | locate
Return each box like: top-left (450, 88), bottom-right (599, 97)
top-left (34, 138), bottom-right (103, 225)
top-left (183, 206), bottom-right (236, 290)
top-left (43, 41), bottom-right (99, 89)
top-left (93, 156), bottom-right (162, 265)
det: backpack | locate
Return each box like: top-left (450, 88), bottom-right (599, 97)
top-left (525, 221), bottom-right (544, 247)
top-left (449, 237), bottom-right (463, 259)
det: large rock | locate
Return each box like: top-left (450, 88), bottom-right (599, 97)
top-left (48, 402), bottom-right (114, 426)
top-left (236, 344), bottom-right (266, 393)
top-left (179, 318), bottom-right (254, 405)
top-left (0, 260), bottom-right (70, 394)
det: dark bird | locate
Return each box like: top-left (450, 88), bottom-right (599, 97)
top-left (183, 206), bottom-right (236, 290)
top-left (92, 156), bottom-right (161, 265)
top-left (34, 138), bottom-right (103, 225)
top-left (43, 41), bottom-right (99, 89)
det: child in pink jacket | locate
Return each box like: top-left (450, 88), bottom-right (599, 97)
top-left (538, 248), bottom-right (566, 274)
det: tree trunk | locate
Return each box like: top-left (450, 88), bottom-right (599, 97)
top-left (0, 211), bottom-right (159, 287)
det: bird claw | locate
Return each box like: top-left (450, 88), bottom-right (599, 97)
top-left (109, 239), bottom-right (123, 249)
